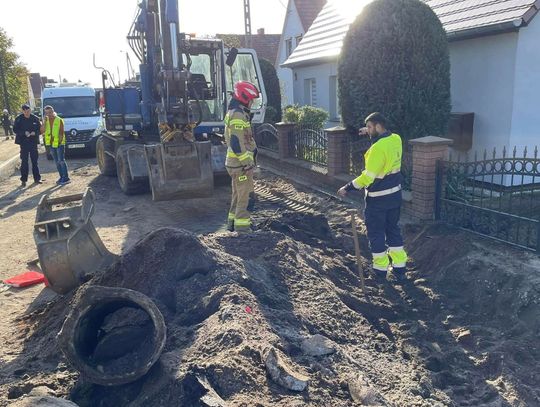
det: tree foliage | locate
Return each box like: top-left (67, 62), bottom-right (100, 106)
top-left (0, 28), bottom-right (29, 114)
top-left (338, 0), bottom-right (450, 141)
top-left (218, 35), bottom-right (242, 49)
top-left (258, 58), bottom-right (282, 123)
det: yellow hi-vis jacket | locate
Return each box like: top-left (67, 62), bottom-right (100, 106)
top-left (224, 106), bottom-right (256, 169)
top-left (43, 115), bottom-right (66, 148)
top-left (348, 132), bottom-right (403, 198)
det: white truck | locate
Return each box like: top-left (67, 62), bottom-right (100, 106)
top-left (41, 84), bottom-right (103, 158)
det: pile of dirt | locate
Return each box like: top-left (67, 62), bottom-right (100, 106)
top-left (1, 210), bottom-right (540, 406)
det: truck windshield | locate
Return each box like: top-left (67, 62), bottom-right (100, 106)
top-left (187, 51), bottom-right (224, 122)
top-left (226, 53), bottom-right (263, 110)
top-left (43, 97), bottom-right (99, 118)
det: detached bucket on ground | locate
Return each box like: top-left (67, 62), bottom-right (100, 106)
top-left (58, 286), bottom-right (166, 386)
top-left (33, 188), bottom-right (115, 294)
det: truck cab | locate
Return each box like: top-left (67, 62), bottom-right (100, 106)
top-left (42, 85), bottom-right (103, 156)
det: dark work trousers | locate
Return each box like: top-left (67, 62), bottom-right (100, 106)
top-left (20, 142), bottom-right (41, 182)
top-left (3, 125), bottom-right (12, 136)
top-left (364, 191), bottom-right (404, 255)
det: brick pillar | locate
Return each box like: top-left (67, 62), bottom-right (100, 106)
top-left (275, 122), bottom-right (295, 159)
top-left (409, 136), bottom-right (453, 221)
top-left (326, 126), bottom-right (348, 176)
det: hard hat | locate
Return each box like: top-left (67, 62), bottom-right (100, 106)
top-left (233, 81), bottom-right (260, 105)
top-left (2, 109), bottom-right (7, 114)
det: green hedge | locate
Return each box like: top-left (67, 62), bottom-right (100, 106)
top-left (338, 0), bottom-right (451, 141)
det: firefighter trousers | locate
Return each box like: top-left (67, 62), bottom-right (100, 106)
top-left (227, 168), bottom-right (254, 232)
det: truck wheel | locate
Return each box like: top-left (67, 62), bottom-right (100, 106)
top-left (116, 145), bottom-right (149, 195)
top-left (97, 136), bottom-right (116, 176)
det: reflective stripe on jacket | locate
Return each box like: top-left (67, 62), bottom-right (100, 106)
top-left (352, 132), bottom-right (403, 197)
top-left (224, 107), bottom-right (256, 168)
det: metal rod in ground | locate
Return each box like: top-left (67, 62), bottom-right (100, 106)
top-left (350, 213), bottom-right (366, 293)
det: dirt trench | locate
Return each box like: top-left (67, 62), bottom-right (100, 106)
top-left (1, 176), bottom-right (540, 406)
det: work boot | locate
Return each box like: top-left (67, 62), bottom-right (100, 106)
top-left (370, 269), bottom-right (387, 284)
top-left (388, 267), bottom-right (407, 285)
top-left (21, 181), bottom-right (26, 187)
top-left (34, 179), bottom-right (44, 184)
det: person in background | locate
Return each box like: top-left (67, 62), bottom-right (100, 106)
top-left (13, 104), bottom-right (42, 187)
top-left (42, 105), bottom-right (70, 185)
top-left (2, 109), bottom-right (13, 139)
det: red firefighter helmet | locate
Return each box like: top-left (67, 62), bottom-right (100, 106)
top-left (233, 81), bottom-right (260, 105)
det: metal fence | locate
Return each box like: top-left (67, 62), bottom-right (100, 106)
top-left (253, 123), bottom-right (279, 153)
top-left (348, 135), bottom-right (371, 176)
top-left (401, 148), bottom-right (413, 191)
top-left (288, 126), bottom-right (328, 166)
top-left (436, 146), bottom-right (540, 252)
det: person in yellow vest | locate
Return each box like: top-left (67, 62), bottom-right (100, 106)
top-left (42, 105), bottom-right (70, 185)
top-left (224, 81), bottom-right (260, 233)
top-left (338, 112), bottom-right (408, 283)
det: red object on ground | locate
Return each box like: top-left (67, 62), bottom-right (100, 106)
top-left (245, 306), bottom-right (252, 314)
top-left (3, 271), bottom-right (46, 288)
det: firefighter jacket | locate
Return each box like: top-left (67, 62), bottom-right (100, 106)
top-left (224, 101), bottom-right (256, 169)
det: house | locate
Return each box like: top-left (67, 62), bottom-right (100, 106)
top-left (281, 0), bottom-right (540, 154)
top-left (216, 29), bottom-right (281, 65)
top-left (275, 0), bottom-right (326, 105)
top-left (28, 73), bottom-right (43, 111)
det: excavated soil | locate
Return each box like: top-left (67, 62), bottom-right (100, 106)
top-left (1, 177), bottom-right (540, 406)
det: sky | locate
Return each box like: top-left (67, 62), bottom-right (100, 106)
top-left (0, 0), bottom-right (289, 87)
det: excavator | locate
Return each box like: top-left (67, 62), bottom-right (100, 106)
top-left (33, 0), bottom-right (267, 293)
top-left (95, 0), bottom-right (267, 201)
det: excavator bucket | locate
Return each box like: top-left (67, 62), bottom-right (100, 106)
top-left (33, 188), bottom-right (115, 294)
top-left (144, 140), bottom-right (214, 201)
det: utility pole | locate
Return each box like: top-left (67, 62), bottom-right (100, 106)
top-left (0, 51), bottom-right (10, 113)
top-left (244, 0), bottom-right (252, 48)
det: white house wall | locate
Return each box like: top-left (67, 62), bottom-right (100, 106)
top-left (292, 62), bottom-right (339, 127)
top-left (449, 33), bottom-right (518, 155)
top-left (509, 16), bottom-right (540, 153)
top-left (276, 1), bottom-right (304, 106)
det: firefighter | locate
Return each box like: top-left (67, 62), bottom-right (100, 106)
top-left (224, 81), bottom-right (260, 233)
top-left (338, 112), bottom-right (408, 282)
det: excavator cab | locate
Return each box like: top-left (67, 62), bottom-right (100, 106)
top-left (146, 43), bottom-right (266, 201)
top-left (96, 0), bottom-right (266, 201)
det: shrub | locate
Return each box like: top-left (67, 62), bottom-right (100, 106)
top-left (283, 104), bottom-right (329, 130)
top-left (338, 0), bottom-right (451, 141)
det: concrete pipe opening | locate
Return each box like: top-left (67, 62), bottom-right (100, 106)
top-left (58, 286), bottom-right (166, 386)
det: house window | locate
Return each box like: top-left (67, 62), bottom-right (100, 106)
top-left (286, 38), bottom-right (293, 57)
top-left (304, 78), bottom-right (317, 106)
top-left (329, 76), bottom-right (340, 120)
top-left (295, 34), bottom-right (303, 47)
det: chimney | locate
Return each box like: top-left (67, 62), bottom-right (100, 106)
top-left (257, 28), bottom-right (265, 35)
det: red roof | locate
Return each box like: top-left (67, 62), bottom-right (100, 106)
top-left (294, 0), bottom-right (326, 31)
top-left (217, 32), bottom-right (281, 64)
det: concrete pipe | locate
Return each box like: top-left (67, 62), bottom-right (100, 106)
top-left (58, 286), bottom-right (166, 386)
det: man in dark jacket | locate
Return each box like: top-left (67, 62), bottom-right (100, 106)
top-left (2, 109), bottom-right (13, 139)
top-left (13, 104), bottom-right (42, 187)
